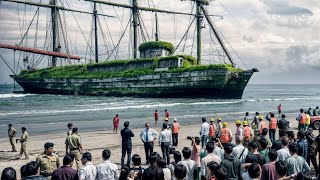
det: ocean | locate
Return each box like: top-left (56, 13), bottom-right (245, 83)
top-left (0, 84), bottom-right (319, 141)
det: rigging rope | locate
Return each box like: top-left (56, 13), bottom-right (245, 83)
top-left (173, 16), bottom-right (196, 54)
top-left (0, 51), bottom-right (16, 75)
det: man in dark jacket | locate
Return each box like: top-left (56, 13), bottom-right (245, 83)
top-left (278, 114), bottom-right (289, 130)
top-left (305, 127), bottom-right (318, 176)
top-left (221, 143), bottom-right (241, 180)
top-left (120, 121), bottom-right (134, 167)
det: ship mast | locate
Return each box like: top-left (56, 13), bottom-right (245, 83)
top-left (132, 0), bottom-right (138, 59)
top-left (50, 0), bottom-right (58, 67)
top-left (93, 2), bottom-right (99, 63)
top-left (196, 1), bottom-right (203, 65)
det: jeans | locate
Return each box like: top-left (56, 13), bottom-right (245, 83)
top-left (172, 133), bottom-right (178, 146)
top-left (121, 146), bottom-right (132, 167)
top-left (144, 142), bottom-right (154, 163)
top-left (298, 124), bottom-right (305, 132)
top-left (161, 142), bottom-right (170, 164)
top-left (201, 135), bottom-right (208, 148)
top-left (269, 129), bottom-right (276, 143)
top-left (307, 154), bottom-right (318, 175)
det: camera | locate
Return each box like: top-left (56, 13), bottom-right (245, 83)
top-left (187, 136), bottom-right (193, 140)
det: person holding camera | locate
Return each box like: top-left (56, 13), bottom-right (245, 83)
top-left (190, 137), bottom-right (201, 180)
top-left (200, 117), bottom-right (210, 148)
top-left (36, 142), bottom-right (60, 177)
top-left (159, 123), bottom-right (172, 165)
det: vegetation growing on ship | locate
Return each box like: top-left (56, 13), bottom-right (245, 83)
top-left (138, 41), bottom-right (175, 54)
top-left (18, 55), bottom-right (242, 80)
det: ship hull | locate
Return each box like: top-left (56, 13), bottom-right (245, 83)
top-left (12, 69), bottom-right (253, 99)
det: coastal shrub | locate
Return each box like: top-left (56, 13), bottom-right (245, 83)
top-left (138, 41), bottom-right (175, 55)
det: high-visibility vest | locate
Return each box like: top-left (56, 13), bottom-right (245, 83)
top-left (172, 122), bottom-right (180, 134)
top-left (269, 118), bottom-right (277, 130)
top-left (220, 128), bottom-right (231, 143)
top-left (300, 114), bottom-right (306, 125)
top-left (209, 124), bottom-right (215, 137)
top-left (243, 126), bottom-right (251, 138)
top-left (259, 121), bottom-right (266, 134)
top-left (306, 114), bottom-right (311, 125)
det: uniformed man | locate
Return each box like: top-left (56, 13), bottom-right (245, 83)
top-left (67, 123), bottom-right (73, 136)
top-left (65, 127), bottom-right (83, 170)
top-left (36, 142), bottom-right (60, 177)
top-left (8, 124), bottom-right (17, 152)
top-left (19, 127), bottom-right (29, 159)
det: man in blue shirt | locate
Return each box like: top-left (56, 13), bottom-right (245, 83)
top-left (297, 131), bottom-right (308, 160)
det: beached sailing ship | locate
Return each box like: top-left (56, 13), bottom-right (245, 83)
top-left (0, 0), bottom-right (258, 98)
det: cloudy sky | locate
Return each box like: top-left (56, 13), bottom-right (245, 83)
top-left (0, 0), bottom-right (319, 84)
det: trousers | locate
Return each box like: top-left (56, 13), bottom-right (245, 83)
top-left (121, 146), bottom-right (132, 167)
top-left (19, 142), bottom-right (28, 159)
top-left (144, 142), bottom-right (154, 163)
top-left (172, 133), bottom-right (178, 146)
top-left (9, 137), bottom-right (16, 151)
top-left (161, 142), bottom-right (170, 164)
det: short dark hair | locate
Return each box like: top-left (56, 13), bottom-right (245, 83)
top-left (21, 127), bottom-right (26, 131)
top-left (262, 128), bottom-right (268, 135)
top-left (270, 113), bottom-right (275, 118)
top-left (63, 154), bottom-right (74, 165)
top-left (132, 154), bottom-right (141, 166)
top-left (275, 161), bottom-right (287, 177)
top-left (1, 167), bottom-right (16, 180)
top-left (24, 161), bottom-right (39, 176)
top-left (297, 131), bottom-right (305, 139)
top-left (124, 121), bottom-right (129, 128)
top-left (300, 109), bottom-right (304, 113)
top-left (149, 153), bottom-right (159, 165)
top-left (207, 161), bottom-right (219, 175)
top-left (206, 142), bottom-right (215, 153)
top-left (67, 123), bottom-right (73, 128)
top-left (281, 114), bottom-right (286, 118)
top-left (259, 138), bottom-right (268, 149)
top-left (174, 164), bottom-right (187, 179)
top-left (248, 141), bottom-right (258, 150)
top-left (288, 143), bottom-right (298, 153)
top-left (248, 163), bottom-right (260, 178)
top-left (20, 165), bottom-right (27, 178)
top-left (195, 137), bottom-right (200, 144)
top-left (119, 166), bottom-right (130, 180)
top-left (245, 154), bottom-right (256, 163)
top-left (224, 143), bottom-right (233, 154)
top-left (214, 165), bottom-right (228, 180)
top-left (157, 157), bottom-right (167, 168)
top-left (162, 123), bottom-right (168, 129)
top-left (82, 152), bottom-right (92, 161)
top-left (72, 127), bottom-right (78, 133)
top-left (102, 149), bottom-right (111, 160)
top-left (182, 147), bottom-right (192, 159)
top-left (281, 137), bottom-right (289, 146)
top-left (279, 129), bottom-right (287, 137)
top-left (268, 149), bottom-right (278, 161)
top-left (8, 124), bottom-right (12, 127)
top-left (287, 131), bottom-right (295, 139)
top-left (202, 117), bottom-right (206, 122)
top-left (173, 151), bottom-right (182, 163)
top-left (44, 142), bottom-right (54, 149)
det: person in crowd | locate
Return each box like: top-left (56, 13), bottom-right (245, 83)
top-left (243, 112), bottom-right (250, 125)
top-left (295, 172), bottom-right (313, 180)
top-left (172, 118), bottom-right (180, 146)
top-left (168, 151), bottom-right (181, 178)
top-left (36, 142), bottom-right (60, 177)
top-left (265, 112), bottom-right (277, 142)
top-left (215, 118), bottom-right (222, 138)
top-left (259, 128), bottom-right (271, 146)
top-left (121, 121), bottom-right (134, 168)
top-left (278, 114), bottom-right (289, 131)
top-left (177, 147), bottom-right (197, 180)
top-left (316, 127), bottom-right (320, 177)
top-left (162, 118), bottom-right (170, 131)
top-left (1, 167), bottom-right (16, 180)
top-left (131, 154), bottom-right (143, 180)
top-left (113, 114), bottom-right (120, 134)
top-left (248, 163), bottom-right (261, 180)
top-left (296, 109), bottom-right (306, 132)
top-left (245, 141), bottom-right (266, 167)
top-left (242, 121), bottom-right (252, 147)
top-left (275, 160), bottom-right (288, 180)
top-left (165, 109), bottom-right (170, 119)
top-left (285, 143), bottom-right (310, 175)
top-left (19, 127), bottom-right (29, 159)
top-left (251, 112), bottom-right (259, 136)
top-left (272, 129), bottom-right (287, 151)
top-left (287, 131), bottom-right (296, 143)
top-left (174, 164), bottom-right (187, 180)
top-left (209, 118), bottom-right (215, 139)
top-left (258, 115), bottom-right (266, 135)
top-left (221, 143), bottom-right (241, 179)
top-left (261, 149), bottom-right (277, 180)
top-left (190, 137), bottom-right (201, 180)
top-left (155, 110), bottom-right (159, 127)
top-left (142, 153), bottom-right (164, 179)
top-left (304, 111), bottom-right (311, 131)
top-left (241, 154), bottom-right (256, 180)
top-left (79, 152), bottom-right (96, 180)
top-left (305, 127), bottom-right (318, 176)
top-left (313, 106), bottom-right (319, 116)
top-left (277, 136), bottom-right (291, 161)
top-left (234, 120), bottom-right (243, 139)
top-left (219, 122), bottom-right (232, 146)
top-left (157, 157), bottom-right (171, 180)
top-left (51, 154), bottom-right (78, 180)
top-left (297, 131), bottom-right (308, 160)
top-left (65, 127), bottom-right (83, 170)
top-left (158, 123), bottom-right (172, 165)
top-left (119, 166), bottom-right (131, 180)
top-left (307, 108), bottom-right (312, 116)
top-left (232, 136), bottom-right (248, 164)
top-left (21, 161), bottom-right (47, 180)
top-left (96, 149), bottom-right (118, 180)
top-left (67, 123), bottom-right (73, 136)
top-left (8, 124), bottom-right (17, 152)
top-left (214, 165), bottom-right (228, 180)
top-left (200, 117), bottom-right (210, 148)
top-left (278, 104), bottom-right (282, 116)
top-left (201, 142), bottom-right (221, 179)
top-left (207, 161), bottom-right (219, 180)
top-left (259, 138), bottom-right (270, 163)
top-left (139, 123), bottom-right (158, 164)
top-left (212, 138), bottom-right (225, 159)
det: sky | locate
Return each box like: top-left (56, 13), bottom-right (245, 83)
top-left (0, 0), bottom-right (319, 84)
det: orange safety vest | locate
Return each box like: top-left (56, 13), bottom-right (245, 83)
top-left (172, 123), bottom-right (180, 134)
top-left (220, 128), bottom-right (231, 143)
top-left (243, 126), bottom-right (251, 138)
top-left (209, 124), bottom-right (215, 137)
top-left (300, 114), bottom-right (306, 125)
top-left (259, 121), bottom-right (266, 134)
top-left (269, 118), bottom-right (277, 130)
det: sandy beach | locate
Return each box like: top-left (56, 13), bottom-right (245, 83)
top-left (0, 115), bottom-right (317, 178)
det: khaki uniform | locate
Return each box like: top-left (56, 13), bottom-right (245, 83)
top-left (36, 153), bottom-right (60, 176)
top-left (65, 134), bottom-right (82, 170)
top-left (8, 127), bottom-right (17, 151)
top-left (19, 131), bottom-right (29, 159)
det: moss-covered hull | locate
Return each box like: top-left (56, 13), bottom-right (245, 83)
top-left (12, 69), bottom-right (253, 99)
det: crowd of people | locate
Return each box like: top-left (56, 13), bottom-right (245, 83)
top-left (1, 107), bottom-right (320, 180)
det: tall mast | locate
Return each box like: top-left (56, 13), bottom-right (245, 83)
top-left (155, 13), bottom-right (159, 41)
top-left (50, 0), bottom-right (58, 67)
top-left (93, 2), bottom-right (99, 63)
top-left (196, 1), bottom-right (203, 65)
top-left (132, 0), bottom-right (138, 59)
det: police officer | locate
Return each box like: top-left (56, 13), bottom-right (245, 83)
top-left (65, 127), bottom-right (83, 170)
top-left (19, 127), bottom-right (29, 159)
top-left (36, 142), bottom-right (60, 177)
top-left (8, 124), bottom-right (17, 152)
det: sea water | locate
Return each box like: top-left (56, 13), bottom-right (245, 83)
top-left (0, 84), bottom-right (319, 140)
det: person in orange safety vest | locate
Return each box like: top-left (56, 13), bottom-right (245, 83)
top-left (171, 118), bottom-right (180, 146)
top-left (219, 122), bottom-right (232, 146)
top-left (266, 112), bottom-right (277, 143)
top-left (258, 115), bottom-right (266, 135)
top-left (209, 118), bottom-right (215, 139)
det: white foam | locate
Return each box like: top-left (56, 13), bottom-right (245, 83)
top-left (0, 93), bottom-right (33, 99)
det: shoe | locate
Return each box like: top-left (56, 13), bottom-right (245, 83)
top-left (25, 157), bottom-right (29, 160)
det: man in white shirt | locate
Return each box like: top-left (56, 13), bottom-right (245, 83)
top-left (200, 117), bottom-right (210, 148)
top-left (232, 136), bottom-right (248, 164)
top-left (139, 123), bottom-right (158, 164)
top-left (159, 123), bottom-right (172, 165)
top-left (96, 149), bottom-right (118, 180)
top-left (277, 137), bottom-right (291, 161)
top-left (79, 152), bottom-right (96, 180)
top-left (177, 147), bottom-right (197, 180)
top-left (201, 142), bottom-right (221, 179)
